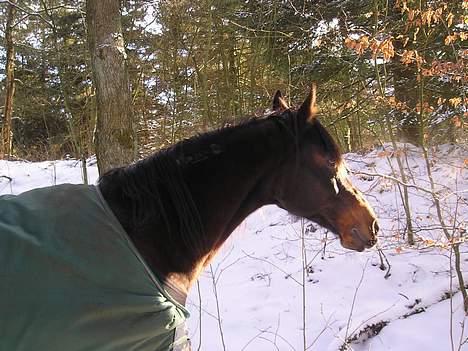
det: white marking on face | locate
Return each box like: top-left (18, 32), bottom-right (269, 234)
top-left (331, 177), bottom-right (339, 195)
top-left (336, 161), bottom-right (349, 183)
top-left (332, 161), bottom-right (352, 195)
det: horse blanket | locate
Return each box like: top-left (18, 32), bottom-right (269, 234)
top-left (0, 184), bottom-right (190, 351)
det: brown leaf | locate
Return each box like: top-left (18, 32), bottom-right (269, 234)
top-left (449, 97), bottom-right (462, 108)
top-left (345, 37), bottom-right (355, 50)
top-left (447, 12), bottom-right (454, 27)
top-left (377, 151), bottom-right (391, 158)
top-left (453, 116), bottom-right (462, 128)
top-left (445, 34), bottom-right (457, 45)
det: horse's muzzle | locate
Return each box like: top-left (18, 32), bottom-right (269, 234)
top-left (351, 226), bottom-right (378, 250)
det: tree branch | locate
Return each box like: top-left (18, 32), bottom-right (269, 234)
top-left (352, 170), bottom-right (436, 196)
top-left (0, 0), bottom-right (54, 28)
top-left (0, 175), bottom-right (13, 182)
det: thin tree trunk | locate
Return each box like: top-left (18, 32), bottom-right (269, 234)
top-left (86, 0), bottom-right (136, 174)
top-left (193, 7), bottom-right (213, 128)
top-left (375, 57), bottom-right (415, 245)
top-left (417, 71), bottom-right (467, 313)
top-left (2, 1), bottom-right (17, 159)
top-left (40, 0), bottom-right (82, 161)
top-left (375, 0), bottom-right (414, 245)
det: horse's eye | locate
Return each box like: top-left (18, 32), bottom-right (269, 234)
top-left (328, 160), bottom-right (336, 168)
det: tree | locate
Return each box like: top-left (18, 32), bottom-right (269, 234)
top-left (86, 0), bottom-right (136, 174)
top-left (1, 0), bottom-right (17, 158)
top-left (3, 0), bottom-right (464, 160)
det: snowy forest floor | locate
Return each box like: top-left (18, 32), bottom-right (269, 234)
top-left (1, 143), bottom-right (467, 351)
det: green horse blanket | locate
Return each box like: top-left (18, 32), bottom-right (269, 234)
top-left (0, 184), bottom-right (190, 351)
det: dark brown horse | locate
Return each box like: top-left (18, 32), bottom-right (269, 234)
top-left (98, 88), bottom-right (379, 304)
top-left (0, 88), bottom-right (379, 351)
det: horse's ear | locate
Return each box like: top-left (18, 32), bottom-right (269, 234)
top-left (297, 84), bottom-right (318, 123)
top-left (272, 90), bottom-right (289, 112)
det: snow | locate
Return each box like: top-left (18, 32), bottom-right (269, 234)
top-left (1, 144), bottom-right (467, 350)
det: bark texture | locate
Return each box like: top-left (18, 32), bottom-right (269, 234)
top-left (86, 0), bottom-right (136, 174)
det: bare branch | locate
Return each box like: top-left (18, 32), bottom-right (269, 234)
top-left (224, 18), bottom-right (293, 38)
top-left (0, 175), bottom-right (13, 182)
top-left (242, 250), bottom-right (303, 286)
top-left (352, 170), bottom-right (436, 196)
top-left (0, 0), bottom-right (54, 29)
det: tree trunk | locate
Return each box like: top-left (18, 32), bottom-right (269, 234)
top-left (2, 1), bottom-right (17, 159)
top-left (86, 0), bottom-right (136, 174)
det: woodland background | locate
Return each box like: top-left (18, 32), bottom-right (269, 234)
top-left (1, 1), bottom-right (467, 348)
top-left (0, 0), bottom-right (466, 163)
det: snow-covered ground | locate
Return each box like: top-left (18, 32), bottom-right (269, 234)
top-left (1, 144), bottom-right (467, 351)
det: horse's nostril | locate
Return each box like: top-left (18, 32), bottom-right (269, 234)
top-left (351, 228), bottom-right (366, 242)
top-left (352, 227), bottom-right (378, 247)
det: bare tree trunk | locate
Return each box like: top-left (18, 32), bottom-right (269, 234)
top-left (86, 0), bottom-right (136, 174)
top-left (2, 1), bottom-right (17, 159)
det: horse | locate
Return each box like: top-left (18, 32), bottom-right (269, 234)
top-left (0, 88), bottom-right (378, 351)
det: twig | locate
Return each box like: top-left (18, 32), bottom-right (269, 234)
top-left (344, 260), bottom-right (369, 346)
top-left (450, 242), bottom-right (455, 351)
top-left (377, 247), bottom-right (392, 279)
top-left (241, 250), bottom-right (303, 286)
top-left (224, 18), bottom-right (293, 38)
top-left (196, 280), bottom-right (202, 351)
top-left (301, 219), bottom-right (307, 350)
top-left (459, 332), bottom-right (468, 351)
top-left (457, 312), bottom-right (466, 351)
top-left (353, 170), bottom-right (436, 196)
top-left (347, 302), bottom-right (397, 341)
top-left (209, 264), bottom-right (227, 351)
top-left (322, 230), bottom-right (329, 259)
top-left (0, 175), bottom-right (13, 182)
top-left (0, 0), bottom-right (54, 28)
top-left (273, 314), bottom-right (281, 349)
top-left (252, 328), bottom-right (296, 350)
top-left (306, 312), bottom-right (336, 350)
top-left (240, 327), bottom-right (271, 351)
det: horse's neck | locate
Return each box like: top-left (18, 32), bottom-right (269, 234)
top-left (102, 119), bottom-right (286, 295)
top-left (172, 121), bottom-right (286, 288)
top-left (186, 128), bottom-right (280, 246)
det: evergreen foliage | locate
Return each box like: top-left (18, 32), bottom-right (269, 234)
top-left (0, 0), bottom-right (465, 160)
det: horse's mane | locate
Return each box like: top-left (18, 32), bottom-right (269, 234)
top-left (314, 119), bottom-right (341, 161)
top-left (97, 114), bottom-right (281, 259)
top-left (98, 149), bottom-right (206, 256)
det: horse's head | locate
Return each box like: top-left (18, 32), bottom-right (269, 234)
top-left (270, 88), bottom-right (378, 252)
